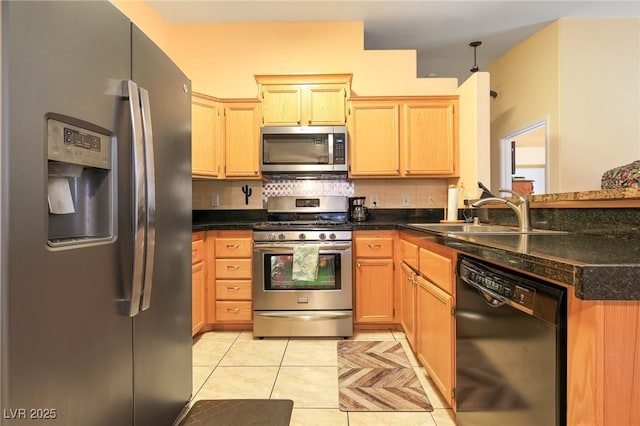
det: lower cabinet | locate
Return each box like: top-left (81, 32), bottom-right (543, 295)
top-left (355, 258), bottom-right (395, 323)
top-left (192, 232), bottom-right (206, 336)
top-left (214, 230), bottom-right (253, 324)
top-left (417, 275), bottom-right (455, 407)
top-left (416, 244), bottom-right (457, 408)
top-left (354, 230), bottom-right (395, 323)
top-left (400, 262), bottom-right (418, 349)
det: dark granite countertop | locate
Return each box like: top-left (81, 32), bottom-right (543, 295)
top-left (398, 225), bottom-right (640, 301)
top-left (191, 208), bottom-right (640, 301)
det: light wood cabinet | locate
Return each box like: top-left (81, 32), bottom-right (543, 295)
top-left (399, 238), bottom-right (420, 348)
top-left (348, 96), bottom-right (459, 178)
top-left (205, 230), bottom-right (216, 324)
top-left (566, 296), bottom-right (640, 426)
top-left (223, 100), bottom-right (261, 178)
top-left (417, 274), bottom-right (455, 406)
top-left (416, 243), bottom-right (457, 407)
top-left (191, 232), bottom-right (206, 336)
top-left (191, 94), bottom-right (261, 180)
top-left (354, 231), bottom-right (395, 324)
top-left (419, 246), bottom-right (454, 294)
top-left (191, 93), bottom-right (222, 178)
top-left (255, 74), bottom-right (351, 126)
top-left (400, 262), bottom-right (418, 349)
top-left (402, 99), bottom-right (458, 176)
top-left (348, 101), bottom-right (400, 176)
top-left (214, 230), bottom-right (253, 323)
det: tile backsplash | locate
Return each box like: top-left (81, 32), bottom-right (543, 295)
top-left (192, 178), bottom-right (450, 210)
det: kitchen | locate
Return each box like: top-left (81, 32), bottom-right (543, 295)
top-left (1, 1), bottom-right (639, 426)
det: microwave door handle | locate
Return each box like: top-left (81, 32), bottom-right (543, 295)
top-left (328, 133), bottom-right (334, 165)
top-left (125, 80), bottom-right (146, 317)
top-left (138, 87), bottom-right (156, 312)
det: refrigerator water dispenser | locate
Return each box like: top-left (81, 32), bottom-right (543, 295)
top-left (47, 117), bottom-right (115, 247)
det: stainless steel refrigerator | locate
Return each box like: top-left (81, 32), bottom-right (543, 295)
top-left (1, 1), bottom-right (192, 425)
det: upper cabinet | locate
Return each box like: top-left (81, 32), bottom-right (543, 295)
top-left (191, 93), bottom-right (223, 178)
top-left (348, 100), bottom-right (400, 176)
top-left (223, 99), bottom-right (262, 178)
top-left (255, 74), bottom-right (352, 126)
top-left (348, 96), bottom-right (459, 178)
top-left (402, 99), bottom-right (458, 176)
top-left (191, 94), bottom-right (261, 179)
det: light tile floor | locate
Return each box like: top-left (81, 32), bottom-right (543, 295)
top-left (192, 330), bottom-right (458, 426)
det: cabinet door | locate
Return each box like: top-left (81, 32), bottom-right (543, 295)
top-left (355, 258), bottom-right (394, 323)
top-left (191, 94), bottom-right (222, 177)
top-left (402, 99), bottom-right (458, 176)
top-left (192, 260), bottom-right (205, 336)
top-left (307, 84), bottom-right (347, 125)
top-left (224, 101), bottom-right (261, 178)
top-left (348, 101), bottom-right (400, 176)
top-left (261, 85), bottom-right (303, 126)
top-left (419, 247), bottom-right (454, 294)
top-left (400, 262), bottom-right (417, 350)
top-left (205, 231), bottom-right (216, 324)
top-left (417, 276), bottom-right (455, 406)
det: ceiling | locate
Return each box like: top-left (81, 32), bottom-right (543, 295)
top-left (145, 0), bottom-right (640, 83)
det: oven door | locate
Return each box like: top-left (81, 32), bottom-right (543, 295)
top-left (253, 241), bottom-right (353, 310)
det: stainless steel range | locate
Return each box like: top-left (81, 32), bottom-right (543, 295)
top-left (253, 196), bottom-right (353, 338)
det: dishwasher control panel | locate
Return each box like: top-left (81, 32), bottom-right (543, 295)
top-left (459, 257), bottom-right (535, 311)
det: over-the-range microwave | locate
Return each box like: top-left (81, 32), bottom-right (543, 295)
top-left (260, 126), bottom-right (348, 175)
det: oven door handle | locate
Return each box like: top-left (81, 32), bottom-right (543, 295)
top-left (255, 312), bottom-right (352, 321)
top-left (253, 244), bottom-right (352, 252)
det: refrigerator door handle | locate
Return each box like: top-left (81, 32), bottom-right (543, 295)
top-left (126, 80), bottom-right (147, 317)
top-left (139, 87), bottom-right (156, 312)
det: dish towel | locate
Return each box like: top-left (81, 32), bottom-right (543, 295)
top-left (292, 245), bottom-right (319, 281)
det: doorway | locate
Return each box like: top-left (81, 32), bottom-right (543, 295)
top-left (500, 121), bottom-right (547, 195)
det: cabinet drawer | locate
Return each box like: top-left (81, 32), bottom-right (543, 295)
top-left (216, 280), bottom-right (252, 300)
top-left (192, 239), bottom-right (205, 264)
top-left (355, 237), bottom-right (393, 257)
top-left (400, 239), bottom-right (419, 270)
top-left (215, 238), bottom-right (252, 258)
top-left (215, 301), bottom-right (252, 322)
top-left (419, 248), bottom-right (453, 294)
top-left (215, 258), bottom-right (252, 279)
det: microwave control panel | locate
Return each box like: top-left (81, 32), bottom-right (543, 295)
top-left (333, 133), bottom-right (346, 164)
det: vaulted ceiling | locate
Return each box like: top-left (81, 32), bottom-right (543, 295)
top-left (145, 0), bottom-right (639, 83)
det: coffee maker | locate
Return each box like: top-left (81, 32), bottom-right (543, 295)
top-left (348, 196), bottom-right (370, 222)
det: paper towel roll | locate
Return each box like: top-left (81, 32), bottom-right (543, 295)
top-left (447, 185), bottom-right (458, 221)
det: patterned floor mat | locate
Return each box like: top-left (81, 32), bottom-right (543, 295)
top-left (337, 341), bottom-right (433, 412)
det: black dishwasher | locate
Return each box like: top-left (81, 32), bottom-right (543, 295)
top-left (455, 256), bottom-right (566, 426)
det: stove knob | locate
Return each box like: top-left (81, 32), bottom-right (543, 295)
top-left (267, 233), bottom-right (276, 241)
top-left (319, 233), bottom-right (327, 240)
top-left (329, 233), bottom-right (337, 240)
top-left (278, 233), bottom-right (286, 241)
top-left (298, 233), bottom-right (306, 240)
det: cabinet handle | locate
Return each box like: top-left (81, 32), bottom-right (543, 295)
top-left (227, 307), bottom-right (240, 313)
top-left (356, 262), bottom-right (361, 268)
top-left (227, 286), bottom-right (241, 291)
top-left (406, 168), bottom-right (410, 173)
top-left (226, 244), bottom-right (240, 249)
top-left (367, 244), bottom-right (381, 248)
top-left (226, 265), bottom-right (240, 270)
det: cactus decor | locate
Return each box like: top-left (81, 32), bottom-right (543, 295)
top-left (242, 184), bottom-right (252, 205)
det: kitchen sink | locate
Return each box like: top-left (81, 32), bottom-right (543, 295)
top-left (407, 223), bottom-right (568, 235)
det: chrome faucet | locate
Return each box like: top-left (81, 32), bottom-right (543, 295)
top-left (471, 189), bottom-right (532, 232)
